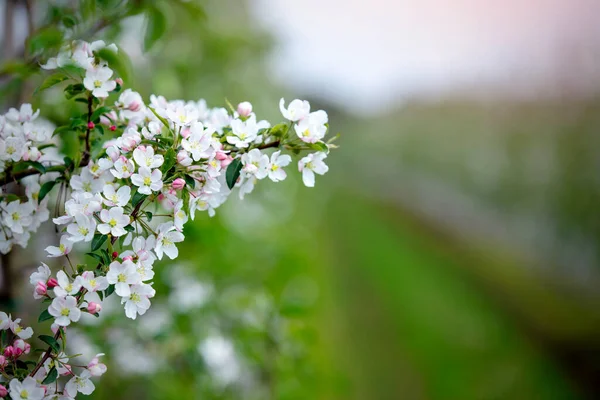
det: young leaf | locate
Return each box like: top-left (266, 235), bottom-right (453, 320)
top-left (132, 191), bottom-right (148, 208)
top-left (309, 141), bottom-right (329, 152)
top-left (38, 310), bottom-right (53, 323)
top-left (161, 148), bottom-right (176, 174)
top-left (226, 158), bottom-right (242, 189)
top-left (64, 83), bottom-right (86, 99)
top-left (42, 367), bottom-right (58, 385)
top-left (86, 252), bottom-right (104, 264)
top-left (144, 5), bottom-right (168, 51)
top-left (91, 234), bottom-right (107, 251)
top-left (38, 335), bottom-right (61, 353)
top-left (35, 73), bottom-right (68, 94)
top-left (38, 181), bottom-right (57, 202)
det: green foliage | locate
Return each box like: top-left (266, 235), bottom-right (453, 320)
top-left (38, 335), bottom-right (61, 353)
top-left (226, 158), bottom-right (242, 189)
top-left (38, 310), bottom-right (53, 323)
top-left (91, 234), bottom-right (108, 251)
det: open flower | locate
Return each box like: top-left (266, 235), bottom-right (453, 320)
top-left (102, 184), bottom-right (131, 207)
top-left (65, 370), bottom-right (95, 396)
top-left (154, 223), bottom-right (184, 260)
top-left (80, 271), bottom-right (109, 292)
top-left (298, 152), bottom-right (329, 187)
top-left (279, 98), bottom-right (310, 121)
top-left (131, 167), bottom-right (163, 195)
top-left (54, 270), bottom-right (82, 297)
top-left (9, 319), bottom-right (33, 339)
top-left (48, 296), bottom-right (81, 326)
top-left (66, 214), bottom-right (96, 243)
top-left (268, 151), bottom-right (292, 182)
top-left (9, 377), bottom-right (44, 400)
top-left (45, 236), bottom-right (73, 258)
top-left (133, 145), bottom-right (164, 169)
top-left (121, 283), bottom-right (156, 320)
top-left (106, 260), bottom-right (141, 297)
top-left (83, 66), bottom-right (116, 98)
top-left (98, 206), bottom-right (130, 237)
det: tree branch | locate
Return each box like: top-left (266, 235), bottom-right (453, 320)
top-left (0, 165), bottom-right (66, 186)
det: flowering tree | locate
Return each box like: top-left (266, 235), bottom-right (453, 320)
top-left (0, 16), bottom-right (337, 399)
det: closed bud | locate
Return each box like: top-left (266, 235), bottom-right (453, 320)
top-left (237, 101), bottom-right (252, 118)
top-left (87, 302), bottom-right (102, 314)
top-left (14, 339), bottom-right (30, 355)
top-left (35, 281), bottom-right (47, 296)
top-left (3, 346), bottom-right (14, 358)
top-left (112, 251), bottom-right (118, 259)
top-left (0, 356), bottom-right (7, 368)
top-left (110, 125), bottom-right (117, 131)
top-left (87, 121), bottom-right (95, 130)
top-left (172, 178), bottom-right (186, 190)
top-left (47, 278), bottom-right (58, 288)
top-left (0, 384), bottom-right (7, 397)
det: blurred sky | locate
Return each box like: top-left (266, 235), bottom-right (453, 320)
top-left (252, 0), bottom-right (600, 114)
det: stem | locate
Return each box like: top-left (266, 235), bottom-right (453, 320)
top-left (29, 330), bottom-right (61, 377)
top-left (256, 140), bottom-right (280, 150)
top-left (80, 94), bottom-right (94, 167)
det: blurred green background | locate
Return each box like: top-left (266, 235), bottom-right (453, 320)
top-left (2, 0), bottom-right (600, 399)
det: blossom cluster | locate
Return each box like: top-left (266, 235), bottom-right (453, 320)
top-left (0, 38), bottom-right (336, 398)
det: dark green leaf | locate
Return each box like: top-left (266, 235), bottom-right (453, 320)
top-left (145, 211), bottom-right (153, 221)
top-left (226, 158), bottom-right (242, 189)
top-left (124, 224), bottom-right (134, 232)
top-left (105, 284), bottom-right (115, 297)
top-left (132, 191), bottom-right (148, 208)
top-left (38, 310), bottom-right (53, 323)
top-left (309, 141), bottom-right (329, 152)
top-left (95, 124), bottom-right (105, 136)
top-left (91, 234), bottom-right (107, 251)
top-left (144, 5), bottom-right (168, 52)
top-left (63, 157), bottom-right (74, 169)
top-left (161, 148), bottom-right (176, 174)
top-left (42, 367), bottom-right (58, 384)
top-left (91, 106), bottom-right (112, 122)
top-left (64, 83), bottom-right (85, 99)
top-left (100, 248), bottom-right (112, 265)
top-left (62, 15), bottom-right (78, 28)
top-left (86, 252), bottom-right (104, 263)
top-left (35, 73), bottom-right (68, 94)
top-left (38, 181), bottom-right (57, 202)
top-left (38, 335), bottom-right (61, 353)
top-left (12, 161), bottom-right (46, 174)
top-left (184, 175), bottom-right (195, 188)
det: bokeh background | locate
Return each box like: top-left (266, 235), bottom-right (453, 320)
top-left (2, 0), bottom-right (600, 399)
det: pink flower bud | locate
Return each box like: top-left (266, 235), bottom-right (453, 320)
top-left (115, 78), bottom-right (123, 85)
top-left (87, 122), bottom-right (95, 130)
top-left (87, 302), bottom-right (102, 314)
top-left (0, 356), bottom-right (7, 368)
top-left (3, 347), bottom-right (14, 358)
top-left (237, 101), bottom-right (253, 118)
top-left (110, 125), bottom-right (117, 131)
top-left (177, 150), bottom-right (192, 167)
top-left (112, 251), bottom-right (119, 259)
top-left (0, 384), bottom-right (7, 397)
top-left (47, 278), bottom-right (58, 288)
top-left (35, 281), bottom-right (47, 296)
top-left (122, 255), bottom-right (133, 262)
top-left (88, 354), bottom-right (107, 377)
top-left (215, 150), bottom-right (228, 161)
top-left (172, 178), bottom-right (186, 190)
top-left (128, 101), bottom-right (142, 112)
top-left (220, 155), bottom-right (233, 168)
top-left (14, 339), bottom-right (30, 355)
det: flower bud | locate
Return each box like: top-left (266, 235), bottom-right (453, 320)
top-left (172, 178), bottom-right (186, 191)
top-left (23, 147), bottom-right (41, 162)
top-left (0, 356), bottom-right (7, 368)
top-left (177, 150), bottom-right (192, 167)
top-left (87, 122), bottom-right (95, 130)
top-left (87, 302), bottom-right (102, 314)
top-left (110, 125), bottom-right (117, 131)
top-left (35, 281), bottom-right (47, 296)
top-left (88, 354), bottom-right (107, 377)
top-left (14, 339), bottom-right (30, 355)
top-left (0, 384), bottom-right (7, 397)
top-left (112, 251), bottom-right (118, 259)
top-left (3, 347), bottom-right (14, 358)
top-left (220, 155), bottom-right (233, 168)
top-left (115, 78), bottom-right (123, 85)
top-left (237, 101), bottom-right (252, 118)
top-left (122, 255), bottom-right (133, 262)
top-left (47, 278), bottom-right (58, 288)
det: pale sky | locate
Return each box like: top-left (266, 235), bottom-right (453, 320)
top-left (252, 0), bottom-right (600, 114)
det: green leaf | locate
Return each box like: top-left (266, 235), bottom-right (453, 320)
top-left (100, 248), bottom-right (112, 265)
top-left (91, 234), bottom-right (107, 251)
top-left (144, 5), bottom-right (168, 52)
top-left (309, 141), bottom-right (329, 152)
top-left (38, 181), bottom-right (57, 202)
top-left (62, 15), bottom-right (78, 28)
top-left (38, 310), bottom-right (53, 323)
top-left (42, 367), bottom-right (58, 385)
top-left (269, 123), bottom-right (288, 138)
top-left (27, 26), bottom-right (63, 55)
top-left (63, 157), bottom-right (74, 170)
top-left (12, 161), bottom-right (46, 174)
top-left (64, 83), bottom-right (85, 99)
top-left (35, 73), bottom-right (68, 94)
top-left (148, 107), bottom-right (171, 131)
top-left (95, 124), bottom-right (105, 136)
top-left (184, 174), bottom-right (195, 189)
top-left (145, 211), bottom-right (153, 222)
top-left (174, 0), bottom-right (206, 19)
top-left (132, 191), bottom-right (148, 208)
top-left (91, 106), bottom-right (112, 122)
top-left (226, 158), bottom-right (242, 189)
top-left (161, 148), bottom-right (176, 174)
top-left (38, 335), bottom-right (61, 353)
top-left (96, 47), bottom-right (132, 84)
top-left (124, 224), bottom-right (135, 232)
top-left (105, 284), bottom-right (115, 298)
top-left (86, 252), bottom-right (104, 264)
